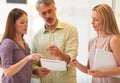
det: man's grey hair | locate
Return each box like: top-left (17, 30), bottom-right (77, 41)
top-left (36, 0), bottom-right (55, 11)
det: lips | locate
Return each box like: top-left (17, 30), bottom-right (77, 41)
top-left (24, 29), bottom-right (27, 32)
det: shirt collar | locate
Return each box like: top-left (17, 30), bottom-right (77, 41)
top-left (42, 20), bottom-right (64, 33)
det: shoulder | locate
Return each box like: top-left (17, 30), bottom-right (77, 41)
top-left (0, 38), bottom-right (15, 49)
top-left (1, 38), bottom-right (15, 45)
top-left (32, 28), bottom-right (44, 38)
top-left (59, 20), bottom-right (77, 30)
top-left (89, 37), bottom-right (97, 45)
top-left (88, 37), bottom-right (97, 51)
top-left (110, 35), bottom-right (120, 49)
top-left (31, 29), bottom-right (44, 45)
top-left (110, 35), bottom-right (120, 44)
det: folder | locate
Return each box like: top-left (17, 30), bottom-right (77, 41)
top-left (93, 48), bottom-right (120, 78)
top-left (93, 48), bottom-right (117, 69)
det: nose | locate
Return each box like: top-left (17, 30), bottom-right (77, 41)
top-left (46, 12), bottom-right (51, 18)
top-left (91, 20), bottom-right (94, 25)
top-left (24, 22), bottom-right (28, 27)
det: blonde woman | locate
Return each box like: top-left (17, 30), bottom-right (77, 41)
top-left (71, 4), bottom-right (120, 83)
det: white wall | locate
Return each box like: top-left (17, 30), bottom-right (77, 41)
top-left (115, 0), bottom-right (120, 28)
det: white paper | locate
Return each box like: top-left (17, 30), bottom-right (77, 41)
top-left (93, 48), bottom-right (117, 70)
top-left (40, 59), bottom-right (67, 71)
top-left (93, 48), bottom-right (120, 78)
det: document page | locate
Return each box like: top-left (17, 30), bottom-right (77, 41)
top-left (40, 59), bottom-right (67, 71)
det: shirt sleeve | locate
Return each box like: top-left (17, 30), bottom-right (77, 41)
top-left (31, 33), bottom-right (40, 68)
top-left (0, 39), bottom-right (15, 69)
top-left (31, 35), bottom-right (41, 78)
top-left (65, 25), bottom-right (79, 59)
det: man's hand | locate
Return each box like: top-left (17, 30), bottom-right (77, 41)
top-left (33, 67), bottom-right (50, 77)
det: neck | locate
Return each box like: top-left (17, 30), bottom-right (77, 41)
top-left (98, 32), bottom-right (107, 39)
top-left (14, 35), bottom-right (25, 49)
top-left (14, 34), bottom-right (23, 42)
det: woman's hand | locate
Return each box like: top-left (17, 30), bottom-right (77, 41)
top-left (88, 69), bottom-right (107, 78)
top-left (28, 53), bottom-right (44, 62)
top-left (70, 59), bottom-right (78, 67)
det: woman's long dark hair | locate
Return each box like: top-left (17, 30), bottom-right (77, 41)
top-left (0, 8), bottom-right (27, 44)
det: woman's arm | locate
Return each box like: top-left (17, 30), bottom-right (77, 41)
top-left (71, 59), bottom-right (89, 74)
top-left (3, 53), bottom-right (43, 78)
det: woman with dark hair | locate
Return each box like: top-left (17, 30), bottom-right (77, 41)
top-left (0, 8), bottom-right (43, 83)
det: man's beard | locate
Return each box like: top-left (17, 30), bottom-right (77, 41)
top-left (45, 17), bottom-right (56, 27)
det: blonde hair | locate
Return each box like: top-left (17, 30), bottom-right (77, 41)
top-left (92, 4), bottom-right (120, 38)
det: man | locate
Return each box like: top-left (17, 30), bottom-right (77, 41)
top-left (31, 0), bottom-right (78, 83)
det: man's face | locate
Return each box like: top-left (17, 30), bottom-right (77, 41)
top-left (38, 3), bottom-right (57, 26)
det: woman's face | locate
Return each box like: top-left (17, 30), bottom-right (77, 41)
top-left (15, 14), bottom-right (28, 35)
top-left (91, 11), bottom-right (104, 32)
